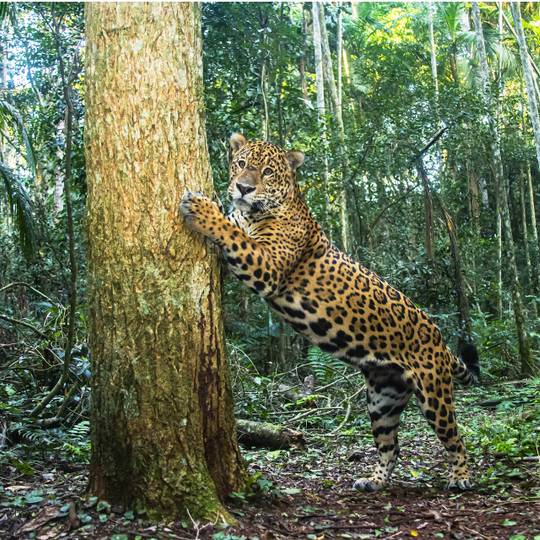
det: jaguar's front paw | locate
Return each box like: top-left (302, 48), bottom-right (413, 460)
top-left (179, 189), bottom-right (218, 235)
top-left (352, 477), bottom-right (386, 492)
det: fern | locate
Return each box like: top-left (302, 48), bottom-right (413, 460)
top-left (307, 346), bottom-right (347, 384)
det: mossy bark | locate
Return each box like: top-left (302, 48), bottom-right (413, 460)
top-left (85, 2), bottom-right (244, 520)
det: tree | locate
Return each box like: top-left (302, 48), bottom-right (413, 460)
top-left (472, 2), bottom-right (535, 376)
top-left (318, 3), bottom-right (352, 252)
top-left (511, 2), bottom-right (540, 303)
top-left (511, 2), bottom-right (540, 172)
top-left (312, 2), bottom-right (331, 229)
top-left (85, 3), bottom-right (244, 520)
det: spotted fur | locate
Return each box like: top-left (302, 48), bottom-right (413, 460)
top-left (180, 133), bottom-right (480, 492)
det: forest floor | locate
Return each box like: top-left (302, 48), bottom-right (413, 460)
top-left (1, 382), bottom-right (539, 540)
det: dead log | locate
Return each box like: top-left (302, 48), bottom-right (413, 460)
top-left (236, 419), bottom-right (306, 450)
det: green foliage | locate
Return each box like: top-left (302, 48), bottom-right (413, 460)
top-left (467, 379), bottom-right (540, 460)
top-left (1, 9), bottom-right (540, 535)
top-left (0, 162), bottom-right (36, 258)
top-left (306, 346), bottom-right (347, 384)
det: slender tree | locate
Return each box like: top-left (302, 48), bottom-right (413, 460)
top-left (511, 2), bottom-right (540, 172)
top-left (526, 164), bottom-right (540, 267)
top-left (428, 1), bottom-right (439, 102)
top-left (318, 3), bottom-right (351, 251)
top-left (312, 2), bottom-right (331, 229)
top-left (472, 2), bottom-right (535, 376)
top-left (511, 3), bottom-right (540, 314)
top-left (86, 3), bottom-right (244, 520)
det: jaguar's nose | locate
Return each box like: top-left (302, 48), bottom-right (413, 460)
top-left (236, 183), bottom-right (256, 197)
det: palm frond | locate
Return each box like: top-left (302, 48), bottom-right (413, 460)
top-left (0, 99), bottom-right (37, 181)
top-left (438, 2), bottom-right (465, 41)
top-left (0, 3), bottom-right (8, 25)
top-left (0, 162), bottom-right (36, 260)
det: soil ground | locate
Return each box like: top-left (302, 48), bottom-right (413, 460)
top-left (2, 426), bottom-right (539, 540)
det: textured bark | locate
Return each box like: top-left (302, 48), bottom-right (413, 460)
top-left (85, 3), bottom-right (244, 520)
top-left (472, 2), bottom-right (535, 376)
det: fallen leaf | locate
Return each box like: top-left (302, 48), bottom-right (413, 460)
top-left (17, 506), bottom-right (60, 534)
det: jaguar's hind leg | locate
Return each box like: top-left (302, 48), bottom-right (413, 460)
top-left (414, 373), bottom-right (471, 489)
top-left (353, 365), bottom-right (412, 492)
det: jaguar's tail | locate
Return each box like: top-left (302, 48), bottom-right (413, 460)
top-left (452, 343), bottom-right (480, 386)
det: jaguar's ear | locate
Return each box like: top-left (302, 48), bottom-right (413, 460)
top-left (230, 133), bottom-right (247, 153)
top-left (286, 150), bottom-right (305, 171)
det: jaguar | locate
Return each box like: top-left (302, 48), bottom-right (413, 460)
top-left (180, 132), bottom-right (480, 491)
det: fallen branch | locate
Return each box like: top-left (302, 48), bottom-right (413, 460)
top-left (236, 419), bottom-right (306, 450)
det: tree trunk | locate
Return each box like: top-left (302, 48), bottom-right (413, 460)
top-left (441, 207), bottom-right (472, 348)
top-left (312, 3), bottom-right (325, 126)
top-left (299, 5), bottom-right (309, 105)
top-left (526, 164), bottom-right (540, 275)
top-left (260, 57), bottom-right (270, 140)
top-left (312, 2), bottom-right (331, 231)
top-left (418, 161), bottom-right (434, 262)
top-left (472, 2), bottom-right (535, 376)
top-left (337, 7), bottom-right (343, 114)
top-left (511, 2), bottom-right (540, 172)
top-left (467, 161), bottom-right (481, 230)
top-left (428, 1), bottom-right (439, 102)
top-left (520, 169), bottom-right (537, 316)
top-left (85, 3), bottom-right (244, 520)
top-left (0, 41), bottom-right (5, 162)
top-left (318, 4), bottom-right (352, 252)
top-left (417, 160), bottom-right (470, 343)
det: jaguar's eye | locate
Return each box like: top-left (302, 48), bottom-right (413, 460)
top-left (262, 167), bottom-right (274, 176)
top-left (237, 159), bottom-right (246, 169)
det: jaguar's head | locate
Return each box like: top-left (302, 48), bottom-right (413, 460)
top-left (228, 133), bottom-right (304, 214)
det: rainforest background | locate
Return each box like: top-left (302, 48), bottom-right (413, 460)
top-left (0, 2), bottom-right (539, 539)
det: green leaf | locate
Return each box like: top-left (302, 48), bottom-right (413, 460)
top-left (24, 491), bottom-right (44, 504)
top-left (96, 500), bottom-right (111, 513)
top-left (85, 496), bottom-right (98, 508)
top-left (78, 513), bottom-right (92, 524)
top-left (502, 519), bottom-right (517, 527)
top-left (12, 459), bottom-right (35, 476)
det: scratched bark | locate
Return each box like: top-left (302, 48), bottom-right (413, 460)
top-left (85, 3), bottom-right (244, 519)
